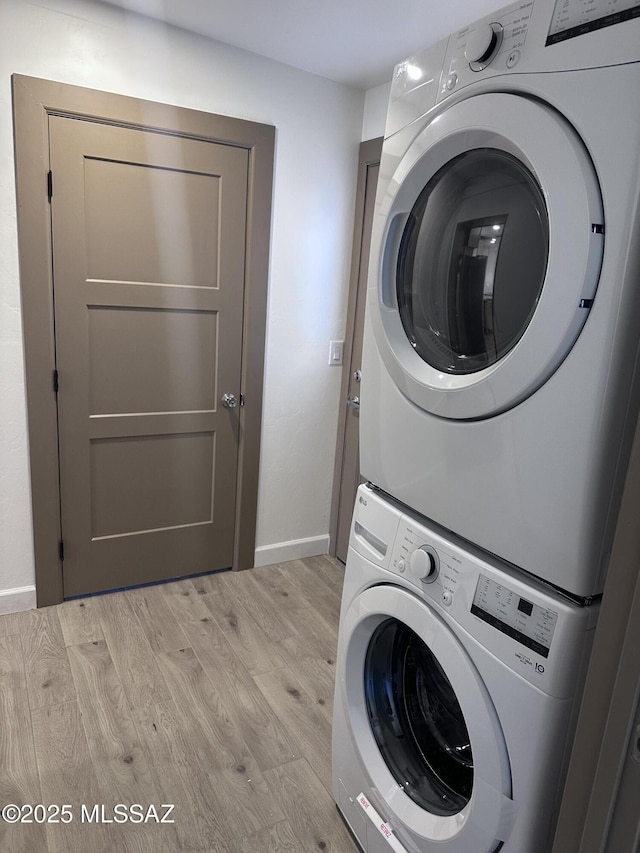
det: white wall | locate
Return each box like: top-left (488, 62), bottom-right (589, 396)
top-left (362, 82), bottom-right (391, 141)
top-left (0, 0), bottom-right (365, 606)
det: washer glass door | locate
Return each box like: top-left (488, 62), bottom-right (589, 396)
top-left (365, 618), bottom-right (473, 815)
top-left (342, 584), bottom-right (512, 848)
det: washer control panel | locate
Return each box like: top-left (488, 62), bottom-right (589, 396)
top-left (361, 484), bottom-right (600, 698)
top-left (389, 518), bottom-right (561, 655)
top-left (391, 521), bottom-right (463, 607)
top-left (471, 574), bottom-right (558, 658)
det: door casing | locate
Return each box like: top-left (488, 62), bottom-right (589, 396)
top-left (12, 74), bottom-right (275, 606)
top-left (330, 137), bottom-right (382, 561)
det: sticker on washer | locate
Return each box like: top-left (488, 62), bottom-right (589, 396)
top-left (357, 793), bottom-right (408, 852)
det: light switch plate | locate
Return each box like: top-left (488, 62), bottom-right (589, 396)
top-left (329, 340), bottom-right (344, 366)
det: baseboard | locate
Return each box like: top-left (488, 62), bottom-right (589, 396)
top-left (254, 534), bottom-right (330, 568)
top-left (0, 584), bottom-right (37, 616)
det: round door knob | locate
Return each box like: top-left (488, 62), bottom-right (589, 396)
top-left (410, 545), bottom-right (439, 583)
top-left (221, 393), bottom-right (238, 408)
top-left (465, 23), bottom-right (503, 70)
top-left (346, 395), bottom-right (360, 409)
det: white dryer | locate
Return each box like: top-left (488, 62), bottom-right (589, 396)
top-left (360, 0), bottom-right (640, 599)
top-left (333, 484), bottom-right (598, 853)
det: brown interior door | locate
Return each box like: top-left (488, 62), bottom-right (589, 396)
top-left (49, 115), bottom-right (248, 597)
top-left (334, 151), bottom-right (381, 562)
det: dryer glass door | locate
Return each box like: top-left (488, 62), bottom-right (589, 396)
top-left (371, 93), bottom-right (604, 419)
top-left (364, 617), bottom-right (473, 815)
top-left (397, 149), bottom-right (548, 375)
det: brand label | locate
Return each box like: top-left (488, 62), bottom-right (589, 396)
top-left (515, 651), bottom-right (546, 675)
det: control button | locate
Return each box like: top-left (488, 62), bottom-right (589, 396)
top-left (446, 72), bottom-right (457, 91)
top-left (410, 545), bottom-right (439, 583)
top-left (465, 22), bottom-right (503, 71)
top-left (506, 49), bottom-right (520, 68)
top-left (442, 590), bottom-right (453, 607)
top-left (397, 559), bottom-right (406, 574)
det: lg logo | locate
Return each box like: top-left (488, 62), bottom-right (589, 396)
top-left (359, 496), bottom-right (368, 506)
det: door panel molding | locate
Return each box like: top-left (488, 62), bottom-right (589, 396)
top-left (12, 74), bottom-right (275, 606)
top-left (50, 116), bottom-right (246, 596)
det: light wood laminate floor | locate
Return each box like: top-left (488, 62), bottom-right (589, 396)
top-left (0, 556), bottom-right (360, 852)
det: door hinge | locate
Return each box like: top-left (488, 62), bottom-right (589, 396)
top-left (53, 368), bottom-right (59, 393)
top-left (240, 393), bottom-right (246, 407)
top-left (58, 540), bottom-right (64, 561)
top-left (47, 170), bottom-right (53, 202)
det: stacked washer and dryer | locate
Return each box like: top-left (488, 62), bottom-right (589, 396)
top-left (332, 0), bottom-right (640, 851)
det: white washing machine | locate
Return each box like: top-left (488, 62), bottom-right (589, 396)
top-left (333, 484), bottom-right (598, 853)
top-left (360, 0), bottom-right (640, 599)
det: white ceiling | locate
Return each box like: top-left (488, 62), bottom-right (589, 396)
top-left (96, 0), bottom-right (501, 90)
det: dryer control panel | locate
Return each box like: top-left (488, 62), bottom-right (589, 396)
top-left (438, 0), bottom-right (535, 101)
top-left (387, 0), bottom-right (640, 134)
top-left (547, 0), bottom-right (640, 46)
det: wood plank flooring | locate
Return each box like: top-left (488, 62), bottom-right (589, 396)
top-left (0, 557), bottom-right (359, 853)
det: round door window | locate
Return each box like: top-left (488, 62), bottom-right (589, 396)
top-left (397, 149), bottom-right (549, 374)
top-left (369, 93), bottom-right (604, 419)
top-left (364, 617), bottom-right (473, 816)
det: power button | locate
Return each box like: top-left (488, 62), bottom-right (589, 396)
top-left (442, 590), bottom-right (453, 607)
